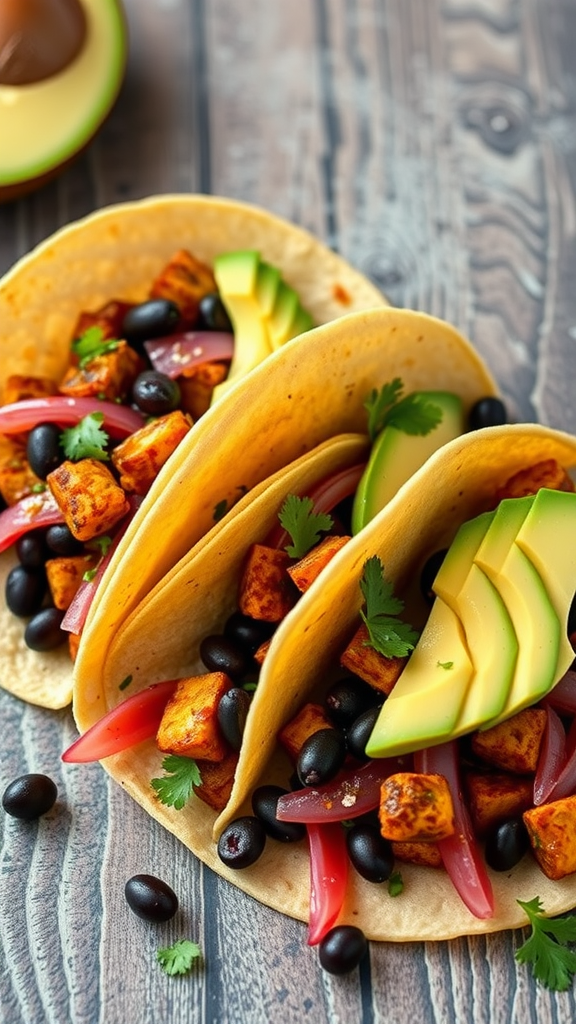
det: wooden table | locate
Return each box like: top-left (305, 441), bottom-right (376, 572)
top-left (1, 2), bottom-right (576, 1021)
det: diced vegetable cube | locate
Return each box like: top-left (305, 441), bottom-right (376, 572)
top-left (156, 672), bottom-right (231, 762)
top-left (45, 554), bottom-right (99, 610)
top-left (3, 374), bottom-right (59, 404)
top-left (379, 772), bottom-right (455, 842)
top-left (71, 300), bottom-right (134, 342)
top-left (523, 795), bottom-right (576, 880)
top-left (278, 703), bottom-right (333, 763)
top-left (178, 362), bottom-right (229, 419)
top-left (47, 459), bottom-right (130, 541)
top-left (238, 544), bottom-right (296, 622)
top-left (340, 623), bottom-right (407, 695)
top-left (193, 749), bottom-right (239, 811)
top-left (0, 440), bottom-right (43, 505)
top-left (465, 770), bottom-right (534, 836)
top-left (287, 535), bottom-right (350, 593)
top-left (111, 410), bottom-right (191, 494)
top-left (471, 708), bottom-right (547, 774)
top-left (495, 459), bottom-right (574, 502)
top-left (149, 249), bottom-right (217, 323)
top-left (391, 840), bottom-right (442, 868)
top-left (59, 340), bottom-right (141, 401)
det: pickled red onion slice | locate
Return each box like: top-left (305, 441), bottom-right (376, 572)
top-left (0, 397), bottom-right (145, 437)
top-left (534, 704), bottom-right (567, 805)
top-left (0, 491), bottom-right (64, 553)
top-left (144, 332), bottom-right (234, 379)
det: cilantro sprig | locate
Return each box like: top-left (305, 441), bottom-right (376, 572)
top-left (515, 897), bottom-right (576, 991)
top-left (364, 377), bottom-right (443, 442)
top-left (72, 325), bottom-right (120, 368)
top-left (157, 938), bottom-right (202, 976)
top-left (150, 755), bottom-right (202, 810)
top-left (359, 556), bottom-right (419, 658)
top-left (278, 494), bottom-right (334, 559)
top-left (60, 412), bottom-right (110, 461)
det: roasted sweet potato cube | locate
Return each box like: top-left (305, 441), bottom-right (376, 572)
top-left (156, 672), bottom-right (231, 762)
top-left (0, 440), bottom-right (43, 505)
top-left (471, 708), bottom-right (547, 774)
top-left (47, 459), bottom-right (130, 541)
top-left (59, 340), bottom-right (142, 401)
top-left (178, 362), bottom-right (229, 419)
top-left (193, 749), bottom-right (239, 811)
top-left (340, 623), bottom-right (407, 695)
top-left (71, 300), bottom-right (134, 343)
top-left (379, 772), bottom-right (455, 842)
top-left (111, 410), bottom-right (192, 494)
top-left (238, 544), bottom-right (296, 622)
top-left (3, 374), bottom-right (59, 404)
top-left (278, 702), bottom-right (333, 763)
top-left (523, 796), bottom-right (576, 880)
top-left (287, 535), bottom-right (350, 593)
top-left (465, 770), bottom-right (534, 836)
top-left (253, 638), bottom-right (272, 666)
top-left (149, 249), bottom-right (217, 323)
top-left (494, 459), bottom-right (574, 503)
top-left (45, 554), bottom-right (99, 610)
top-left (391, 840), bottom-right (442, 868)
top-left (68, 632), bottom-right (81, 662)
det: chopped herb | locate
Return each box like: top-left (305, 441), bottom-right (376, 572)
top-left (242, 680), bottom-right (258, 693)
top-left (72, 325), bottom-right (120, 368)
top-left (213, 498), bottom-right (228, 522)
top-left (157, 938), bottom-right (202, 976)
top-left (515, 897), bottom-right (576, 991)
top-left (31, 482), bottom-right (47, 493)
top-left (87, 535), bottom-right (113, 556)
top-left (278, 493), bottom-right (334, 559)
top-left (60, 412), bottom-right (110, 461)
top-left (437, 660), bottom-right (454, 670)
top-left (360, 556), bottom-right (419, 658)
top-left (82, 566), bottom-right (99, 583)
top-left (388, 871), bottom-right (404, 897)
top-left (364, 377), bottom-right (443, 442)
top-left (151, 754), bottom-right (202, 810)
top-left (119, 674), bottom-right (133, 691)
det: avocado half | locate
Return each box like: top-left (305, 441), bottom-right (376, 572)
top-left (0, 0), bottom-right (127, 202)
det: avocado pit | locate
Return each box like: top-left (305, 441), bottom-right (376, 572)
top-left (0, 0), bottom-right (87, 86)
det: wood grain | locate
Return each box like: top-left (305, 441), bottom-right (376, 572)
top-left (2, 0), bottom-right (576, 1021)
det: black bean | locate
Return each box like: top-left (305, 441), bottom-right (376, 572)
top-left (200, 634), bottom-right (253, 679)
top-left (346, 823), bottom-right (394, 882)
top-left (420, 549), bottom-right (448, 605)
top-left (122, 299), bottom-right (180, 350)
top-left (5, 565), bottom-right (47, 617)
top-left (318, 925), bottom-right (368, 975)
top-left (131, 370), bottom-right (181, 416)
top-left (346, 705), bottom-right (383, 762)
top-left (217, 687), bottom-right (252, 751)
top-left (484, 817), bottom-right (530, 872)
top-left (251, 785), bottom-right (306, 843)
top-left (223, 611), bottom-right (276, 655)
top-left (24, 607), bottom-right (66, 651)
top-left (2, 773), bottom-right (57, 819)
top-left (198, 292), bottom-right (233, 332)
top-left (468, 396), bottom-right (508, 430)
top-left (297, 728), bottom-right (347, 787)
top-left (124, 874), bottom-right (178, 922)
top-left (217, 816), bottom-right (266, 868)
top-left (16, 530), bottom-right (49, 568)
top-left (46, 523), bottom-right (85, 556)
top-left (325, 676), bottom-right (379, 729)
top-left (27, 422), bottom-right (64, 480)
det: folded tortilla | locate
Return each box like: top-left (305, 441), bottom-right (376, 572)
top-left (72, 313), bottom-right (524, 943)
top-left (0, 193), bottom-right (385, 708)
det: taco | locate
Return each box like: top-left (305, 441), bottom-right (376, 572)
top-left (0, 193), bottom-right (385, 709)
top-left (66, 423), bottom-right (576, 954)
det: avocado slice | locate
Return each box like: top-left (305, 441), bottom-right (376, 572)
top-left (0, 0), bottom-right (127, 201)
top-left (473, 496), bottom-right (561, 724)
top-left (268, 280), bottom-right (313, 350)
top-left (351, 391), bottom-right (465, 533)
top-left (365, 597), bottom-right (473, 757)
top-left (433, 511), bottom-right (518, 729)
top-left (212, 250), bottom-right (272, 401)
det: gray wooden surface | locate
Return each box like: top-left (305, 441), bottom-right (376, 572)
top-left (1, 1), bottom-right (576, 1021)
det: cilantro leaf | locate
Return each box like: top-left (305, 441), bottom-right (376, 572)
top-left (150, 754), bottom-right (202, 810)
top-left (388, 870), bottom-right (404, 897)
top-left (72, 325), bottom-right (120, 368)
top-left (60, 412), bottom-right (110, 461)
top-left (278, 494), bottom-right (334, 559)
top-left (157, 939), bottom-right (202, 976)
top-left (515, 897), bottom-right (576, 991)
top-left (363, 377), bottom-right (443, 441)
top-left (437, 660), bottom-right (454, 670)
top-left (359, 556), bottom-right (419, 658)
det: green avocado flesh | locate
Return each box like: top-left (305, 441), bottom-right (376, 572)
top-left (367, 488), bottom-right (576, 758)
top-left (351, 391), bottom-right (465, 534)
top-left (212, 250), bottom-right (313, 402)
